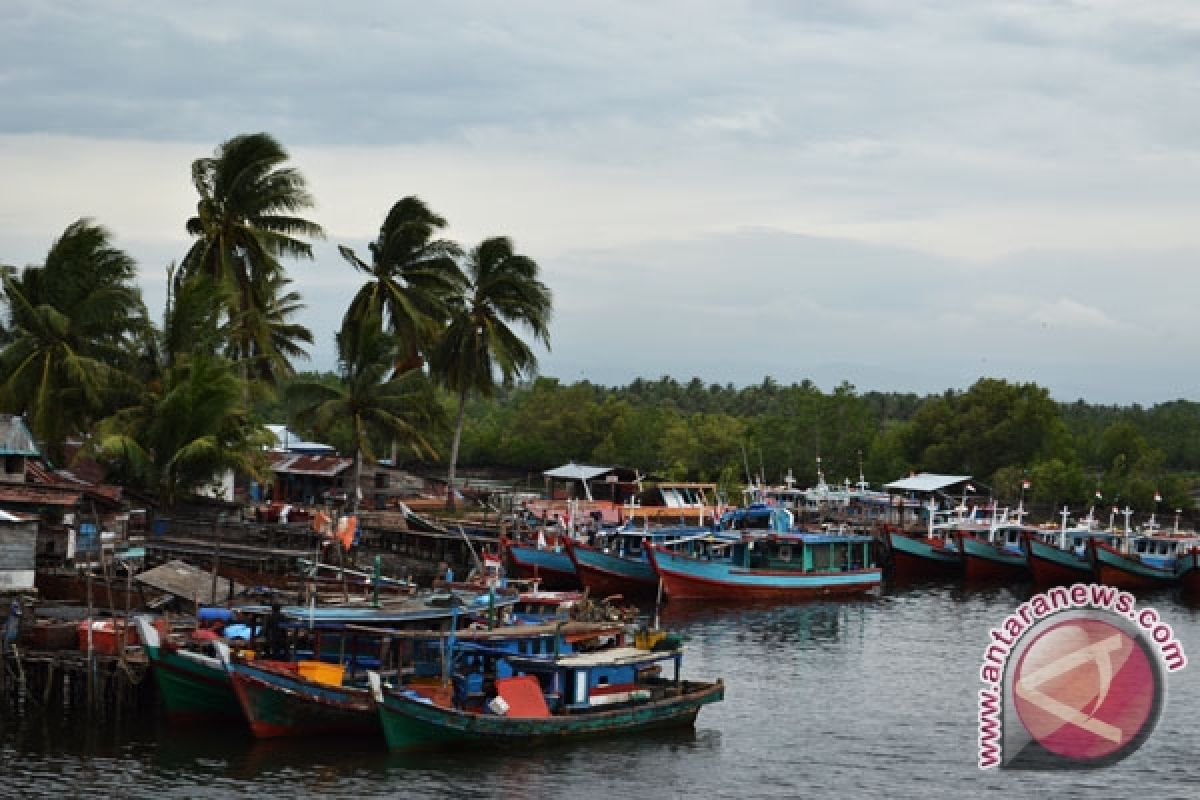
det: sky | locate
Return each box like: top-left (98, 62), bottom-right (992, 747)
top-left (3, 1), bottom-right (1200, 406)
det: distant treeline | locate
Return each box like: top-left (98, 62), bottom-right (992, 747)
top-left (271, 373), bottom-right (1199, 515)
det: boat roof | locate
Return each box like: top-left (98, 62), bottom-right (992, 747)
top-left (543, 463), bottom-right (623, 482)
top-left (553, 646), bottom-right (679, 668)
top-left (884, 473), bottom-right (973, 492)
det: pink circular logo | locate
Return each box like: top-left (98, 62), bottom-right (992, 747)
top-left (1012, 618), bottom-right (1158, 762)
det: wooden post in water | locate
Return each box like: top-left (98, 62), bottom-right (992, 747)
top-left (210, 513), bottom-right (226, 608)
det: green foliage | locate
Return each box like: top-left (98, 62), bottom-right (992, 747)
top-left (895, 378), bottom-right (1071, 479)
top-left (90, 353), bottom-right (271, 506)
top-left (339, 196), bottom-right (465, 368)
top-left (287, 313), bottom-right (447, 509)
top-left (181, 132), bottom-right (322, 384)
top-left (0, 219), bottom-right (150, 462)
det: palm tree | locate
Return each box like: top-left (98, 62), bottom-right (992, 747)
top-left (431, 236), bottom-right (552, 509)
top-left (0, 219), bottom-right (149, 462)
top-left (338, 196), bottom-right (465, 371)
top-left (91, 353), bottom-right (271, 507)
top-left (287, 313), bottom-right (444, 512)
top-left (232, 270), bottom-right (314, 387)
top-left (182, 132), bottom-right (323, 384)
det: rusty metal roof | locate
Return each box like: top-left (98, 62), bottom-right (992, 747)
top-left (269, 452), bottom-right (353, 477)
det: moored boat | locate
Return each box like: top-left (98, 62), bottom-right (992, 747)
top-left (949, 503), bottom-right (1043, 583)
top-left (224, 656), bottom-right (379, 739)
top-left (1021, 507), bottom-right (1124, 587)
top-left (503, 534), bottom-right (580, 590)
top-left (134, 615), bottom-right (243, 724)
top-left (645, 504), bottom-right (881, 601)
top-left (882, 504), bottom-right (976, 581)
top-left (1177, 548), bottom-right (1200, 599)
top-left (1089, 530), bottom-right (1200, 591)
top-left (562, 526), bottom-right (715, 602)
top-left (885, 528), bottom-right (961, 579)
top-left (368, 642), bottom-right (722, 751)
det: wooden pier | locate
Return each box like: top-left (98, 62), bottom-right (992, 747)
top-left (1, 644), bottom-right (155, 717)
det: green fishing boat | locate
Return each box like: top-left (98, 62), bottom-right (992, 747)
top-left (133, 616), bottom-right (243, 724)
top-left (368, 645), bottom-right (723, 751)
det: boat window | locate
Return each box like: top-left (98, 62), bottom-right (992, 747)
top-left (1136, 541), bottom-right (1148, 554)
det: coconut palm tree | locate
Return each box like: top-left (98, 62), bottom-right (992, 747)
top-left (430, 236), bottom-right (552, 509)
top-left (0, 219), bottom-right (149, 462)
top-left (232, 270), bottom-right (314, 387)
top-left (182, 132), bottom-right (323, 384)
top-left (286, 312), bottom-right (444, 512)
top-left (90, 353), bottom-right (271, 507)
top-left (338, 196), bottom-right (465, 370)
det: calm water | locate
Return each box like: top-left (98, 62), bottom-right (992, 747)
top-left (3, 584), bottom-right (1199, 799)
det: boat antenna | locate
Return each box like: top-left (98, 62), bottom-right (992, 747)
top-left (740, 442), bottom-right (753, 487)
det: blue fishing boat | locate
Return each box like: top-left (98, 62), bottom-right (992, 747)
top-left (644, 504), bottom-right (880, 601)
top-left (562, 526), bottom-right (715, 601)
top-left (503, 533), bottom-right (579, 590)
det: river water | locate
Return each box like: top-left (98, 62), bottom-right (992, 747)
top-left (2, 583), bottom-right (1198, 799)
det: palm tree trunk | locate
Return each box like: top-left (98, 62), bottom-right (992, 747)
top-left (352, 447), bottom-right (363, 514)
top-left (446, 388), bottom-right (468, 511)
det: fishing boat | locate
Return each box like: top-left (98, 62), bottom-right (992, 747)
top-left (1089, 529), bottom-right (1200, 591)
top-left (224, 653), bottom-right (379, 739)
top-left (1021, 507), bottom-right (1124, 586)
top-left (367, 637), bottom-right (722, 751)
top-left (134, 615), bottom-right (243, 724)
top-left (1176, 547), bottom-right (1200, 599)
top-left (952, 503), bottom-right (1044, 583)
top-left (883, 503), bottom-right (977, 581)
top-left (561, 526), bottom-right (715, 602)
top-left (135, 588), bottom-right (519, 727)
top-left (502, 532), bottom-right (580, 590)
top-left (644, 504), bottom-right (881, 601)
top-left (508, 586), bottom-right (587, 624)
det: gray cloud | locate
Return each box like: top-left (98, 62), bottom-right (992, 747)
top-left (5, 1), bottom-right (1200, 405)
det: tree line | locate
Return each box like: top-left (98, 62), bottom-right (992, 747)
top-left (396, 375), bottom-right (1196, 519)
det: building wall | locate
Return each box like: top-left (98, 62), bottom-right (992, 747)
top-left (0, 520), bottom-right (38, 590)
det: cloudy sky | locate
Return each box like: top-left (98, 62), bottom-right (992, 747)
top-left (4, 1), bottom-right (1200, 405)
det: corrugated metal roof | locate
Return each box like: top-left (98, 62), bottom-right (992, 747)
top-left (883, 473), bottom-right (973, 492)
top-left (0, 415), bottom-right (40, 456)
top-left (543, 463), bottom-right (615, 482)
top-left (269, 452), bottom-right (353, 476)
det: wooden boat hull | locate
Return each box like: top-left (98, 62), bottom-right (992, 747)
top-left (1177, 549), bottom-right (1200, 598)
top-left (885, 531), bottom-right (961, 580)
top-left (1089, 541), bottom-right (1178, 591)
top-left (145, 643), bottom-right (242, 724)
top-left (375, 680), bottom-right (724, 751)
top-left (563, 538), bottom-right (659, 601)
top-left (505, 544), bottom-right (579, 590)
top-left (227, 661), bottom-right (378, 739)
top-left (645, 546), bottom-right (881, 601)
top-left (1023, 536), bottom-right (1091, 587)
top-left (958, 535), bottom-right (1029, 583)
